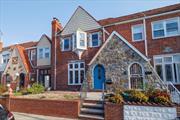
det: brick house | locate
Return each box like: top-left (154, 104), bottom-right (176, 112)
top-left (0, 35), bottom-right (52, 90)
top-left (51, 3), bottom-right (180, 91)
top-left (0, 3), bottom-right (179, 91)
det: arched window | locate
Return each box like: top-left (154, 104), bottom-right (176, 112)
top-left (129, 63), bottom-right (144, 89)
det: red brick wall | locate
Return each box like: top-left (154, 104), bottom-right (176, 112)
top-left (105, 103), bottom-right (123, 120)
top-left (9, 98), bottom-right (80, 118)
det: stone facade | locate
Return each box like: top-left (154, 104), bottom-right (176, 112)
top-left (88, 34), bottom-right (164, 90)
top-left (124, 105), bottom-right (177, 120)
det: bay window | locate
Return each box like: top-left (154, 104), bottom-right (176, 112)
top-left (73, 30), bottom-right (87, 50)
top-left (38, 47), bottom-right (50, 59)
top-left (68, 61), bottom-right (85, 85)
top-left (154, 54), bottom-right (180, 84)
top-left (152, 17), bottom-right (180, 39)
top-left (38, 48), bottom-right (43, 59)
top-left (44, 47), bottom-right (50, 58)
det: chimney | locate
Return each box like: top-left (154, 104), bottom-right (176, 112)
top-left (51, 17), bottom-right (63, 90)
top-left (0, 40), bottom-right (3, 52)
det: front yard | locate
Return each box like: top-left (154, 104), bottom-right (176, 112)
top-left (14, 91), bottom-right (80, 100)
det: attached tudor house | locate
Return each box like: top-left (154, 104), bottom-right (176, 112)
top-left (51, 3), bottom-right (180, 91)
top-left (0, 3), bottom-right (179, 91)
top-left (0, 35), bottom-right (52, 90)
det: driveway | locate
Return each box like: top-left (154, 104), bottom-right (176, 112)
top-left (13, 112), bottom-right (76, 120)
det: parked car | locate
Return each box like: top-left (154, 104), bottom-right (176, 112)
top-left (0, 104), bottom-right (14, 120)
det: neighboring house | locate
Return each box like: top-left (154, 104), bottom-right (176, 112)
top-left (51, 3), bottom-right (180, 91)
top-left (0, 35), bottom-right (52, 90)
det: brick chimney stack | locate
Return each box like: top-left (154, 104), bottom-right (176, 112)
top-left (51, 17), bottom-right (63, 90)
top-left (0, 40), bottom-right (2, 52)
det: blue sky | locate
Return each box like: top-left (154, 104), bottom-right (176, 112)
top-left (0, 0), bottom-right (179, 47)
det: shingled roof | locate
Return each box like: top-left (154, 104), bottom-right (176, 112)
top-left (98, 3), bottom-right (180, 26)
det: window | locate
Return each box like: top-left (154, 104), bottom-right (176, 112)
top-left (91, 32), bottom-right (99, 47)
top-left (2, 54), bottom-right (10, 64)
top-left (68, 61), bottom-right (85, 85)
top-left (129, 63), bottom-right (143, 89)
top-left (44, 48), bottom-right (50, 58)
top-left (38, 47), bottom-right (50, 59)
top-left (63, 38), bottom-right (71, 51)
top-left (30, 50), bottom-right (36, 60)
top-left (80, 33), bottom-right (85, 47)
top-left (132, 24), bottom-right (144, 41)
top-left (38, 48), bottom-right (43, 59)
top-left (73, 30), bottom-right (87, 50)
top-left (152, 17), bottom-right (180, 39)
top-left (154, 54), bottom-right (180, 83)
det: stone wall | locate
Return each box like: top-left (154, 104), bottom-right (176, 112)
top-left (124, 105), bottom-right (177, 120)
top-left (88, 34), bottom-right (164, 90)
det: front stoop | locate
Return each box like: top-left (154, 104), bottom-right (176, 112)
top-left (79, 101), bottom-right (104, 120)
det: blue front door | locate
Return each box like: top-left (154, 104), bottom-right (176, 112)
top-left (94, 65), bottom-right (105, 90)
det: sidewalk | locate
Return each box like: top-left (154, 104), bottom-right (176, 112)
top-left (13, 112), bottom-right (77, 120)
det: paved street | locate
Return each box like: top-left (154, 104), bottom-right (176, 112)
top-left (13, 112), bottom-right (76, 120)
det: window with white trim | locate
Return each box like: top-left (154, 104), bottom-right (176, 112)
top-left (152, 17), bottom-right (180, 39)
top-left (129, 63), bottom-right (144, 89)
top-left (90, 32), bottom-right (99, 47)
top-left (62, 37), bottom-right (71, 51)
top-left (30, 49), bottom-right (36, 60)
top-left (68, 61), bottom-right (85, 85)
top-left (38, 47), bottom-right (50, 59)
top-left (2, 54), bottom-right (10, 64)
top-left (73, 30), bottom-right (87, 50)
top-left (154, 54), bottom-right (180, 84)
top-left (132, 24), bottom-right (144, 41)
top-left (44, 47), bottom-right (50, 58)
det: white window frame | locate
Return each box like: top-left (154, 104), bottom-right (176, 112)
top-left (2, 54), bottom-right (10, 64)
top-left (152, 17), bottom-right (180, 39)
top-left (131, 24), bottom-right (144, 42)
top-left (76, 31), bottom-right (87, 50)
top-left (30, 49), bottom-right (36, 60)
top-left (154, 53), bottom-right (180, 84)
top-left (68, 61), bottom-right (85, 85)
top-left (38, 47), bottom-right (50, 59)
top-left (44, 47), bottom-right (50, 59)
top-left (90, 32), bottom-right (100, 47)
top-left (62, 37), bottom-right (71, 51)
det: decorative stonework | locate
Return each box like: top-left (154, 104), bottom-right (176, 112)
top-left (87, 34), bottom-right (164, 90)
top-left (124, 105), bottom-right (177, 120)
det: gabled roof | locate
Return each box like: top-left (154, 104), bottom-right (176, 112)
top-left (61, 6), bottom-right (101, 36)
top-left (98, 3), bottom-right (180, 26)
top-left (36, 34), bottom-right (52, 45)
top-left (2, 41), bottom-right (38, 52)
top-left (88, 31), bottom-right (149, 65)
top-left (16, 45), bottom-right (31, 72)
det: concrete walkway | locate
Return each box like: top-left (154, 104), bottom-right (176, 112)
top-left (86, 92), bottom-right (103, 101)
top-left (13, 112), bottom-right (76, 120)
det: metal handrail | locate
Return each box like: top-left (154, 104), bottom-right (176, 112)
top-left (167, 82), bottom-right (180, 104)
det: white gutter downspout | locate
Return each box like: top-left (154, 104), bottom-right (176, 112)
top-left (141, 12), bottom-right (148, 57)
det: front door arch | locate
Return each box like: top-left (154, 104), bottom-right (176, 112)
top-left (93, 64), bottom-right (105, 90)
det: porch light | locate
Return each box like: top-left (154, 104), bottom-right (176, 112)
top-left (106, 79), bottom-right (113, 85)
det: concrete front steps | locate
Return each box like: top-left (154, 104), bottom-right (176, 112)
top-left (79, 100), bottom-right (104, 120)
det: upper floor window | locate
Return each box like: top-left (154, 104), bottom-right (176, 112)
top-left (39, 48), bottom-right (43, 59)
top-left (38, 47), bottom-right (50, 59)
top-left (2, 54), bottom-right (10, 64)
top-left (68, 61), bottom-right (85, 85)
top-left (73, 30), bottom-right (87, 50)
top-left (90, 32), bottom-right (100, 47)
top-left (30, 49), bottom-right (36, 60)
top-left (62, 38), bottom-right (71, 51)
top-left (132, 24), bottom-right (144, 41)
top-left (152, 17), bottom-right (180, 39)
top-left (44, 47), bottom-right (50, 58)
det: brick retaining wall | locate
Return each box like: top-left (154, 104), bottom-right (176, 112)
top-left (0, 96), bottom-right (80, 119)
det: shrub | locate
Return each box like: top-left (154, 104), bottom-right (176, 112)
top-left (148, 89), bottom-right (171, 104)
top-left (0, 85), bottom-right (7, 95)
top-left (154, 96), bottom-right (170, 104)
top-left (123, 90), bottom-right (148, 102)
top-left (27, 83), bottom-right (44, 94)
top-left (108, 94), bottom-right (124, 104)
